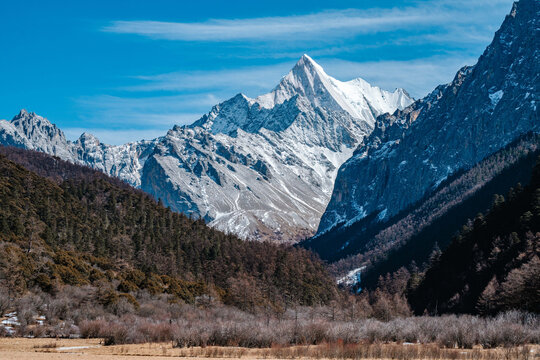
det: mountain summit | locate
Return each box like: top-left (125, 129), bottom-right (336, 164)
top-left (142, 55), bottom-right (412, 242)
top-left (263, 54), bottom-right (410, 122)
top-left (0, 55), bottom-right (412, 242)
top-left (193, 55), bottom-right (411, 147)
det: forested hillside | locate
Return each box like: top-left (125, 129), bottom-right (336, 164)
top-left (0, 146), bottom-right (337, 310)
top-left (357, 135), bottom-right (540, 289)
top-left (408, 156), bottom-right (540, 315)
top-left (308, 134), bottom-right (539, 285)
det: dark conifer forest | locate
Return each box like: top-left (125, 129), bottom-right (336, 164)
top-left (0, 146), bottom-right (337, 309)
top-left (408, 156), bottom-right (540, 315)
top-left (310, 134), bottom-right (539, 290)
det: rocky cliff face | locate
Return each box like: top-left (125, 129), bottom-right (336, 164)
top-left (317, 0), bottom-right (539, 236)
top-left (0, 55), bottom-right (412, 242)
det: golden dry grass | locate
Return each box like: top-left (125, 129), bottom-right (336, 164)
top-left (0, 338), bottom-right (537, 360)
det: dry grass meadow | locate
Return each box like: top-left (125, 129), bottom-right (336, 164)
top-left (1, 337), bottom-right (537, 360)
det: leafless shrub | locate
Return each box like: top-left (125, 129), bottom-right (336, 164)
top-left (42, 320), bottom-right (78, 338)
top-left (435, 315), bottom-right (480, 349)
top-left (165, 302), bottom-right (186, 320)
top-left (173, 321), bottom-right (211, 348)
top-left (0, 326), bottom-right (11, 337)
top-left (12, 294), bottom-right (44, 337)
top-left (134, 321), bottom-right (174, 343)
top-left (479, 312), bottom-right (534, 348)
top-left (0, 287), bottom-right (10, 316)
top-left (4, 284), bottom-right (538, 351)
top-left (79, 319), bottom-right (108, 338)
top-left (108, 297), bottom-right (135, 316)
top-left (33, 341), bottom-right (58, 349)
top-left (137, 302), bottom-right (168, 319)
top-left (102, 322), bottom-right (131, 345)
top-left (45, 296), bottom-right (71, 321)
top-left (325, 322), bottom-right (362, 344)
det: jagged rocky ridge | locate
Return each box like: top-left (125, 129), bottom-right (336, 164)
top-left (0, 55), bottom-right (412, 242)
top-left (316, 0), bottom-right (539, 240)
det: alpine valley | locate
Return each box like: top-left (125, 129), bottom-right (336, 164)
top-left (0, 55), bottom-right (412, 242)
top-left (303, 0), bottom-right (539, 283)
top-left (1, 0), bottom-right (540, 353)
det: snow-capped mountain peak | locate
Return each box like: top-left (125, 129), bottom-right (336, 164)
top-left (258, 55), bottom-right (412, 125)
top-left (77, 132), bottom-right (101, 147)
top-left (0, 55), bottom-right (413, 243)
top-left (13, 108), bottom-right (30, 119)
top-left (12, 109), bottom-right (56, 134)
top-left (258, 54), bottom-right (341, 109)
top-left (1, 109), bottom-right (74, 159)
top-left (197, 55), bottom-right (413, 139)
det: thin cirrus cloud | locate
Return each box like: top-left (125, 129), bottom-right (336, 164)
top-left (124, 55), bottom-right (478, 100)
top-left (71, 93), bottom-right (220, 144)
top-left (102, 0), bottom-right (511, 44)
top-left (76, 93), bottom-right (220, 120)
top-left (88, 0), bottom-right (514, 144)
top-left (124, 62), bottom-right (293, 93)
top-left (320, 55), bottom-right (478, 98)
top-left (102, 11), bottom-right (434, 42)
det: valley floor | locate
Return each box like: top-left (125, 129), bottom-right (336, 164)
top-left (1, 338), bottom-right (537, 360)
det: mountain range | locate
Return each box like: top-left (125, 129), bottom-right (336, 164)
top-left (0, 55), bottom-right (412, 242)
top-left (305, 0), bottom-right (539, 269)
top-left (0, 0), bottom-right (538, 326)
top-left (0, 0), bottom-right (537, 269)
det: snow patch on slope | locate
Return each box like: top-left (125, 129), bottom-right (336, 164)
top-left (489, 89), bottom-right (504, 107)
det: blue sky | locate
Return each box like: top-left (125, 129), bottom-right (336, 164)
top-left (1, 0), bottom-right (514, 144)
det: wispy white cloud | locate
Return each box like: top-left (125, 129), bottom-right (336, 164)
top-left (75, 93), bottom-right (217, 125)
top-left (68, 54), bottom-right (481, 143)
top-left (77, 93), bottom-right (219, 112)
top-left (123, 54), bottom-right (478, 101)
top-left (319, 55), bottom-right (478, 98)
top-left (102, 0), bottom-right (512, 45)
top-left (103, 10), bottom-right (434, 42)
top-left (125, 63), bottom-right (292, 94)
